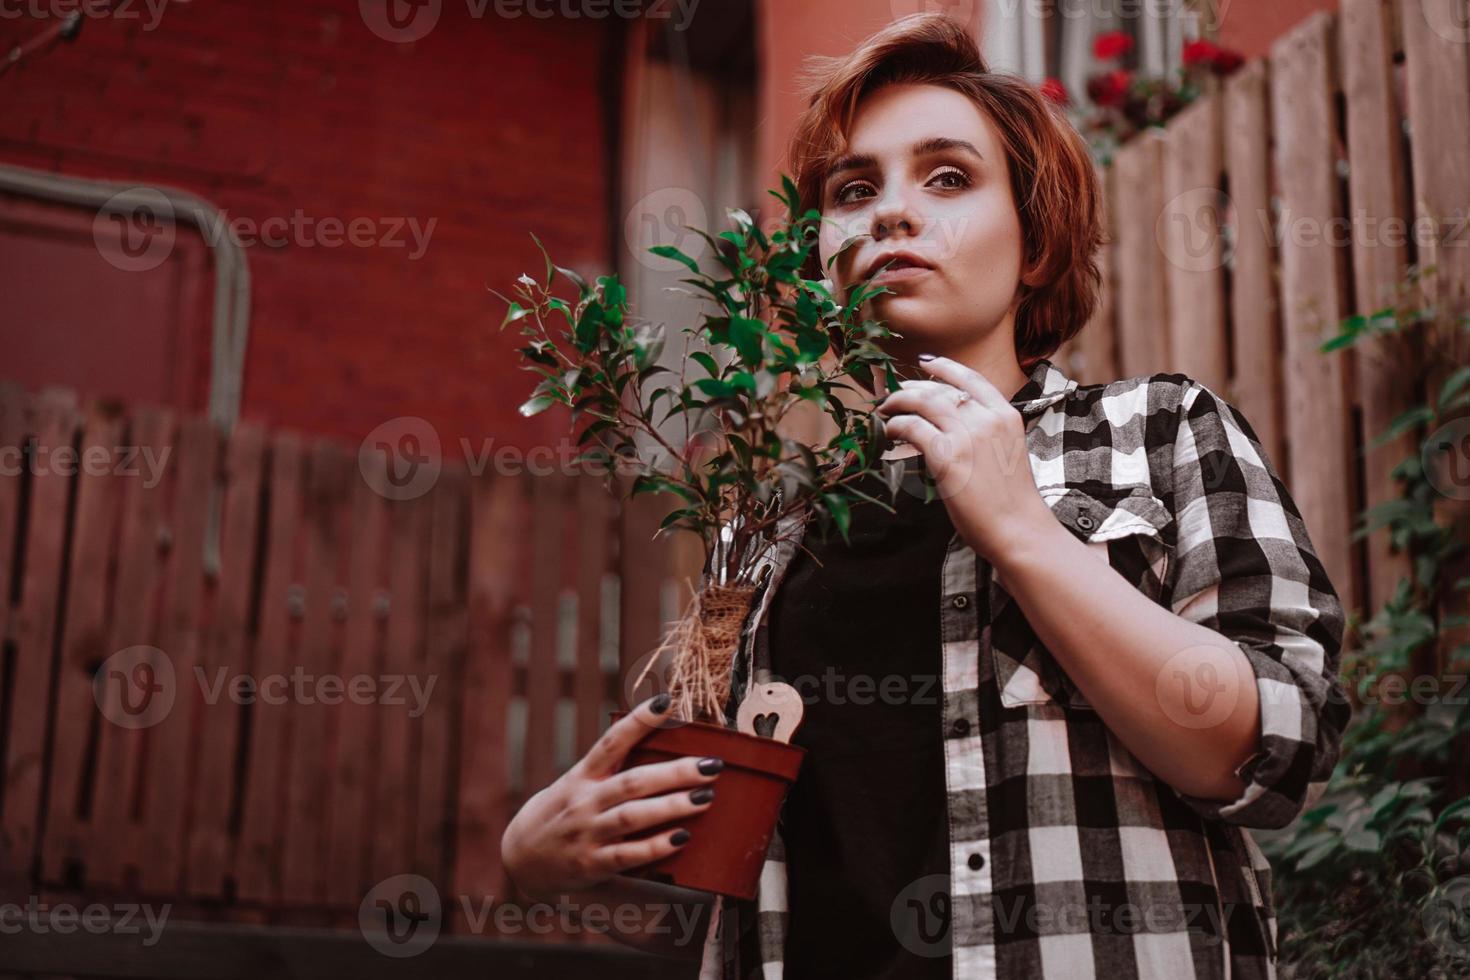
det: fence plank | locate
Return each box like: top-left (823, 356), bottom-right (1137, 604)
top-left (1402, 0), bottom-right (1470, 682)
top-left (281, 440), bottom-right (351, 907)
top-left (618, 488), bottom-right (671, 682)
top-left (2, 388), bottom-right (79, 881)
top-left (324, 448), bottom-right (390, 907)
top-left (1162, 94), bottom-right (1229, 392)
top-left (140, 415), bottom-right (219, 895)
top-left (0, 384), bottom-right (28, 709)
top-left (1111, 132), bottom-right (1173, 378)
top-left (1223, 59), bottom-right (1287, 469)
top-left (575, 474), bottom-right (614, 755)
top-left (186, 421), bottom-right (267, 897)
top-left (86, 407), bottom-right (173, 889)
top-left (415, 466), bottom-right (468, 884)
top-left (1271, 12), bottom-right (1363, 610)
top-left (1066, 163), bottom-right (1119, 385)
top-left (236, 432), bottom-right (307, 904)
top-left (523, 473), bottom-right (569, 795)
top-left (452, 472), bottom-right (526, 923)
top-left (1402, 0), bottom-right (1470, 313)
top-left (369, 491), bottom-right (427, 886)
top-left (40, 403), bottom-right (125, 885)
top-left (1341, 0), bottom-right (1418, 614)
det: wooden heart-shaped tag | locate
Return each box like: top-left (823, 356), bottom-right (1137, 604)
top-left (736, 681), bottom-right (804, 743)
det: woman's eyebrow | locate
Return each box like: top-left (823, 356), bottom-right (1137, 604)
top-left (825, 136), bottom-right (985, 184)
top-left (911, 136), bottom-right (983, 161)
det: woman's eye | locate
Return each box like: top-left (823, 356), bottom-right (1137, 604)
top-left (929, 168), bottom-right (971, 190)
top-left (833, 180), bottom-right (876, 206)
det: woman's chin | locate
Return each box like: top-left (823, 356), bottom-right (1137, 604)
top-left (871, 299), bottom-right (948, 343)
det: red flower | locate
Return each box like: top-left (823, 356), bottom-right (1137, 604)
top-left (1039, 77), bottom-right (1069, 106)
top-left (1182, 39), bottom-right (1219, 67)
top-left (1211, 47), bottom-right (1245, 73)
top-left (1086, 68), bottom-right (1132, 108)
top-left (1093, 30), bottom-right (1133, 61)
top-left (1182, 39), bottom-right (1244, 73)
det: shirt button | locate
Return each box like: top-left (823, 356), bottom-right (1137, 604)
top-left (951, 717), bottom-right (970, 737)
top-left (951, 593), bottom-right (969, 610)
top-left (1076, 513), bottom-right (1096, 531)
top-left (968, 852), bottom-right (985, 871)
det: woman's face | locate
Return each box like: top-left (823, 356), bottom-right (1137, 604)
top-left (817, 82), bottom-right (1025, 367)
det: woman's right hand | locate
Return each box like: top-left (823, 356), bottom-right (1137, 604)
top-left (500, 693), bottom-right (724, 902)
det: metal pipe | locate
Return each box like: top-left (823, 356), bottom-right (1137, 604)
top-left (0, 162), bottom-right (254, 574)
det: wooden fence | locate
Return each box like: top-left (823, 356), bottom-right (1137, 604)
top-left (0, 381), bottom-right (698, 951)
top-left (1058, 0), bottom-right (1470, 635)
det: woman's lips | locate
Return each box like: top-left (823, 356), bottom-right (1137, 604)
top-left (871, 264), bottom-right (934, 284)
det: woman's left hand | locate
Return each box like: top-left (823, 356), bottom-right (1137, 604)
top-left (876, 355), bottom-right (1055, 563)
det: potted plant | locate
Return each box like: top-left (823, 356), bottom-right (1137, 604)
top-left (496, 176), bottom-right (910, 898)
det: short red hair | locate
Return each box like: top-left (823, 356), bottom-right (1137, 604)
top-left (785, 14), bottom-right (1103, 365)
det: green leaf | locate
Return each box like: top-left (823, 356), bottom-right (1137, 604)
top-left (500, 301), bottom-right (532, 330)
top-left (631, 473), bottom-right (699, 504)
top-left (730, 317), bottom-right (766, 366)
top-left (650, 244), bottom-right (702, 275)
top-left (694, 377), bottom-right (738, 399)
top-left (1437, 366), bottom-right (1470, 409)
top-left (530, 232), bottom-right (554, 289)
top-left (821, 492), bottom-right (852, 543)
top-left (554, 262), bottom-right (589, 296)
top-left (826, 233), bottom-right (867, 270)
top-left (769, 174), bottom-right (801, 216)
top-left (518, 394), bottom-right (558, 418)
top-left (691, 350), bottom-right (721, 377)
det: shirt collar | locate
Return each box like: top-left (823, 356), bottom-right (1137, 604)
top-left (1009, 356), bottom-right (1077, 418)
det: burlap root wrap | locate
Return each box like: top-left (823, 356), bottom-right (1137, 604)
top-left (634, 582), bottom-right (758, 724)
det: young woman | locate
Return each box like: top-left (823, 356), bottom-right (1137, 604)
top-left (501, 14), bottom-right (1350, 980)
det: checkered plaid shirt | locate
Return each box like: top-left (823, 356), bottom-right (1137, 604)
top-left (698, 356), bottom-right (1351, 980)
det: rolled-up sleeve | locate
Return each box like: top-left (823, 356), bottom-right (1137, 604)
top-left (1164, 380), bottom-right (1352, 830)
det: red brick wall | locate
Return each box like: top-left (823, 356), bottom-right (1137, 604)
top-left (1216, 0), bottom-right (1340, 60)
top-left (0, 0), bottom-right (616, 452)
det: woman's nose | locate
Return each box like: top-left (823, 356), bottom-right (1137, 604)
top-left (871, 189), bottom-right (921, 240)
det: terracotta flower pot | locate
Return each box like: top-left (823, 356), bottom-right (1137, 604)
top-left (608, 710), bottom-right (805, 900)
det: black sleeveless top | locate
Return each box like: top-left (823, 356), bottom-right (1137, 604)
top-left (769, 455), bottom-right (955, 977)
